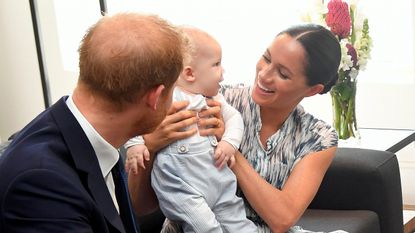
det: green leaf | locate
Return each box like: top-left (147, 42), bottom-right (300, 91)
top-left (333, 82), bottom-right (353, 101)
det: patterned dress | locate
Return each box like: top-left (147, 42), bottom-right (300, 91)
top-left (221, 85), bottom-right (339, 233)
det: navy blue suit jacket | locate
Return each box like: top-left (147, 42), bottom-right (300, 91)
top-left (0, 97), bottom-right (135, 233)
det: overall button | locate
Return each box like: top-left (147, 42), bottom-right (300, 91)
top-left (178, 145), bottom-right (189, 153)
top-left (210, 137), bottom-right (218, 146)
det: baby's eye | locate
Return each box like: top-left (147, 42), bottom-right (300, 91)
top-left (213, 61), bottom-right (221, 66)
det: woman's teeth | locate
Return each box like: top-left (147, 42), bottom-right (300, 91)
top-left (258, 82), bottom-right (274, 93)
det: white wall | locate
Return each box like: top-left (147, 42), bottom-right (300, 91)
top-left (0, 0), bottom-right (44, 142)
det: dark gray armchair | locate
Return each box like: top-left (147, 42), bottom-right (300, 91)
top-left (297, 148), bottom-right (404, 233)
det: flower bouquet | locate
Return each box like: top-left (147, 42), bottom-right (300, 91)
top-left (303, 0), bottom-right (373, 140)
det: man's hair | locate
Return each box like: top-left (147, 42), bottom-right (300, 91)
top-left (78, 13), bottom-right (186, 103)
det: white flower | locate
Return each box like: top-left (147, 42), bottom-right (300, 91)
top-left (301, 0), bottom-right (328, 26)
top-left (339, 40), bottom-right (353, 71)
top-left (354, 32), bottom-right (372, 70)
top-left (349, 67), bottom-right (359, 81)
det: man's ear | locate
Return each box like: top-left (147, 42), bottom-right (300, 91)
top-left (305, 84), bottom-right (324, 97)
top-left (182, 66), bottom-right (196, 82)
top-left (146, 84), bottom-right (165, 110)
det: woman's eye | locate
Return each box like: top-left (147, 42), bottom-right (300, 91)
top-left (213, 61), bottom-right (221, 67)
top-left (262, 54), bottom-right (271, 63)
top-left (279, 70), bottom-right (289, 80)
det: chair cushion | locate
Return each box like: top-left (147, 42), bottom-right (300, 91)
top-left (296, 209), bottom-right (380, 233)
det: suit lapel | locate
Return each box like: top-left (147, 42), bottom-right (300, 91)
top-left (50, 97), bottom-right (126, 233)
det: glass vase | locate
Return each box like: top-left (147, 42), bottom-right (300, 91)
top-left (330, 78), bottom-right (360, 141)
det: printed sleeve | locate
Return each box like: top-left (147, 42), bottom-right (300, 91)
top-left (295, 117), bottom-right (339, 163)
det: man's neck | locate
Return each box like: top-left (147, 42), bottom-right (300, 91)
top-left (72, 86), bottom-right (130, 148)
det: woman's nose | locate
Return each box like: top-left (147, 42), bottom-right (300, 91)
top-left (258, 64), bottom-right (273, 80)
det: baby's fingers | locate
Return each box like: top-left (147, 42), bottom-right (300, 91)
top-left (137, 154), bottom-right (146, 170)
top-left (214, 149), bottom-right (227, 170)
top-left (130, 163), bottom-right (139, 175)
top-left (125, 162), bottom-right (131, 172)
top-left (143, 149), bottom-right (150, 162)
top-left (228, 156), bottom-right (236, 168)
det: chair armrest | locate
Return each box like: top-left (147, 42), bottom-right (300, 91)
top-left (309, 148), bottom-right (403, 233)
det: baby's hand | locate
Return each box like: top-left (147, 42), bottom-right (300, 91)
top-left (125, 144), bottom-right (150, 174)
top-left (214, 141), bottom-right (236, 170)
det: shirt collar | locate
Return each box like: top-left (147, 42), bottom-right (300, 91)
top-left (66, 95), bottom-right (119, 178)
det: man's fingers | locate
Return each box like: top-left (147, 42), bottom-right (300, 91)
top-left (167, 101), bottom-right (189, 115)
top-left (170, 114), bottom-right (198, 130)
top-left (162, 111), bottom-right (197, 126)
top-left (198, 105), bottom-right (221, 119)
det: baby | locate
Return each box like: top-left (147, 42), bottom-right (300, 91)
top-left (125, 26), bottom-right (257, 233)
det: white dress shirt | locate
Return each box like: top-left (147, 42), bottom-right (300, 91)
top-left (66, 95), bottom-right (120, 213)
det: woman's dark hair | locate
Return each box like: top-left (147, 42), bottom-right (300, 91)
top-left (278, 24), bottom-right (341, 94)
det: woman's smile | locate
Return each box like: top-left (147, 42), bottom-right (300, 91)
top-left (255, 81), bottom-right (275, 95)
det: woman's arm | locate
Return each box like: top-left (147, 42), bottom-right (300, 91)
top-left (232, 146), bottom-right (337, 233)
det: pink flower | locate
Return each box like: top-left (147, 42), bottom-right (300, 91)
top-left (325, 0), bottom-right (351, 39)
top-left (346, 43), bottom-right (358, 67)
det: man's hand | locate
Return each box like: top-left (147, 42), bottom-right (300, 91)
top-left (198, 99), bottom-right (225, 140)
top-left (143, 101), bottom-right (198, 154)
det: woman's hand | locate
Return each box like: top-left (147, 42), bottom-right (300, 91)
top-left (198, 99), bottom-right (225, 140)
top-left (143, 101), bottom-right (198, 154)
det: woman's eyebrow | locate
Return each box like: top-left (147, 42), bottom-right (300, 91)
top-left (266, 48), bottom-right (293, 76)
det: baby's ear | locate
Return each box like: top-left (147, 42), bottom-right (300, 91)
top-left (182, 66), bottom-right (196, 82)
